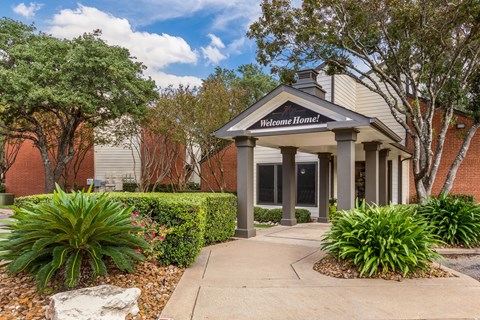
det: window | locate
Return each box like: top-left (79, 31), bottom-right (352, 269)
top-left (257, 163), bottom-right (317, 206)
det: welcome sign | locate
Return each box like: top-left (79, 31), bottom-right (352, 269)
top-left (248, 101), bottom-right (333, 130)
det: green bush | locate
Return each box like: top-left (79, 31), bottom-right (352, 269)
top-left (15, 192), bottom-right (237, 266)
top-left (416, 194), bottom-right (480, 247)
top-left (448, 194), bottom-right (475, 203)
top-left (321, 203), bottom-right (440, 277)
top-left (202, 194), bottom-right (237, 245)
top-left (0, 185), bottom-right (147, 290)
top-left (253, 207), bottom-right (311, 223)
top-left (295, 208), bottom-right (312, 223)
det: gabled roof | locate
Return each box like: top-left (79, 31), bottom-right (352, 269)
top-left (214, 84), bottom-right (402, 143)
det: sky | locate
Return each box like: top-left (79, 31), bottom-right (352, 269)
top-left (0, 0), bottom-right (265, 88)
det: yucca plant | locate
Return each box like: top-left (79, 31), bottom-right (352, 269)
top-left (0, 185), bottom-right (148, 290)
top-left (321, 202), bottom-right (440, 277)
top-left (417, 194), bottom-right (480, 248)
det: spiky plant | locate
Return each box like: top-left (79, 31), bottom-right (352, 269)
top-left (0, 185), bottom-right (148, 290)
top-left (417, 194), bottom-right (480, 248)
top-left (322, 202), bottom-right (440, 277)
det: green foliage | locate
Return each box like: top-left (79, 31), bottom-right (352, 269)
top-left (0, 19), bottom-right (158, 193)
top-left (202, 195), bottom-right (237, 245)
top-left (16, 192), bottom-right (237, 266)
top-left (321, 203), bottom-right (440, 277)
top-left (294, 208), bottom-right (312, 223)
top-left (130, 211), bottom-right (171, 263)
top-left (248, 0), bottom-right (480, 199)
top-left (0, 185), bottom-right (147, 290)
top-left (122, 182), bottom-right (138, 192)
top-left (417, 194), bottom-right (480, 247)
top-left (253, 207), bottom-right (312, 223)
top-left (448, 194), bottom-right (476, 203)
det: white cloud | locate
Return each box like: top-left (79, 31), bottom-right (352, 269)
top-left (147, 71), bottom-right (202, 88)
top-left (104, 0), bottom-right (262, 32)
top-left (201, 46), bottom-right (227, 65)
top-left (12, 2), bottom-right (43, 18)
top-left (46, 5), bottom-right (201, 87)
top-left (227, 37), bottom-right (247, 55)
top-left (207, 33), bottom-right (225, 49)
top-left (201, 33), bottom-right (228, 65)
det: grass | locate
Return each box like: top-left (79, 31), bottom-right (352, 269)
top-left (254, 223), bottom-right (274, 229)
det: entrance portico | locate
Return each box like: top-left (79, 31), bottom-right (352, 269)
top-left (215, 69), bottom-right (410, 238)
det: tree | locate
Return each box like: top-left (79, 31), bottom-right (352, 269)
top-left (156, 65), bottom-right (278, 191)
top-left (248, 0), bottom-right (480, 200)
top-left (0, 19), bottom-right (158, 193)
top-left (0, 135), bottom-right (22, 190)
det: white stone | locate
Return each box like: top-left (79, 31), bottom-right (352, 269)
top-left (45, 285), bottom-right (141, 320)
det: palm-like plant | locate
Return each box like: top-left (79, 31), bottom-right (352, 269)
top-left (417, 194), bottom-right (480, 247)
top-left (0, 185), bottom-right (147, 290)
top-left (322, 202), bottom-right (440, 277)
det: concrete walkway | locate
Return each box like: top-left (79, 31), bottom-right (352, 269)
top-left (161, 223), bottom-right (480, 320)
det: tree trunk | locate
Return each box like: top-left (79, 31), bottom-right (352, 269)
top-left (441, 122), bottom-right (480, 195)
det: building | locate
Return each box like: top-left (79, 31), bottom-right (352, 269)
top-left (212, 69), bottom-right (480, 238)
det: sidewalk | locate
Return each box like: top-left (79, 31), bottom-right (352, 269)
top-left (160, 223), bottom-right (480, 320)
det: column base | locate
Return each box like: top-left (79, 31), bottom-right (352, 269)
top-left (235, 228), bottom-right (256, 238)
top-left (317, 216), bottom-right (330, 223)
top-left (280, 218), bottom-right (297, 226)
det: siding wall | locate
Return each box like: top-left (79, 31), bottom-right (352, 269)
top-left (94, 140), bottom-right (141, 191)
top-left (355, 76), bottom-right (406, 143)
top-left (332, 74), bottom-right (357, 110)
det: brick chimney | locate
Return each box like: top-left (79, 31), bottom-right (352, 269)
top-left (292, 69), bottom-right (326, 99)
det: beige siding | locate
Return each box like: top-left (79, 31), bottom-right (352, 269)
top-left (316, 72), bottom-right (332, 101)
top-left (355, 76), bottom-right (406, 144)
top-left (333, 74), bottom-right (357, 110)
top-left (94, 140), bottom-right (141, 191)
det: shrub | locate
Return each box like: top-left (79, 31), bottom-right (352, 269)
top-left (321, 203), bottom-right (440, 277)
top-left (16, 192), bottom-right (237, 266)
top-left (0, 185), bottom-right (147, 290)
top-left (449, 194), bottom-right (475, 203)
top-left (416, 194), bottom-right (480, 247)
top-left (295, 208), bottom-right (312, 223)
top-left (254, 207), bottom-right (312, 223)
top-left (202, 194), bottom-right (237, 245)
top-left (131, 211), bottom-right (171, 263)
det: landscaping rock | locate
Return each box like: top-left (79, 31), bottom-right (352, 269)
top-left (45, 285), bottom-right (141, 320)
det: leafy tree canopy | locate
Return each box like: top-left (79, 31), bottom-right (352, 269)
top-left (0, 18), bottom-right (158, 192)
top-left (248, 0), bottom-right (480, 199)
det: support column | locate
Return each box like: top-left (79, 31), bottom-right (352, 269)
top-left (363, 142), bottom-right (381, 204)
top-left (234, 136), bottom-right (257, 238)
top-left (334, 129), bottom-right (358, 210)
top-left (379, 149), bottom-right (390, 205)
top-left (318, 153), bottom-right (331, 223)
top-left (280, 146), bottom-right (297, 226)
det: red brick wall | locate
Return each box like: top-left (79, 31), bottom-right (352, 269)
top-left (408, 110), bottom-right (480, 201)
top-left (201, 143), bottom-right (237, 192)
top-left (6, 140), bottom-right (94, 196)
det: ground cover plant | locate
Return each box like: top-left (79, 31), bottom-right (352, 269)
top-left (0, 185), bottom-right (147, 290)
top-left (321, 202), bottom-right (440, 277)
top-left (15, 191), bottom-right (237, 266)
top-left (254, 207), bottom-right (312, 223)
top-left (416, 194), bottom-right (480, 248)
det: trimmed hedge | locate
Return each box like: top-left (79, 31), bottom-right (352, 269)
top-left (254, 206), bottom-right (312, 223)
top-left (15, 192), bottom-right (237, 267)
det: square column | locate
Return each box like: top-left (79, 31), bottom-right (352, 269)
top-left (280, 146), bottom-right (298, 226)
top-left (318, 153), bottom-right (332, 223)
top-left (334, 129), bottom-right (358, 210)
top-left (363, 142), bottom-right (382, 204)
top-left (379, 149), bottom-right (390, 205)
top-left (234, 136), bottom-right (257, 238)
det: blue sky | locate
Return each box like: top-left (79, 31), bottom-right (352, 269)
top-left (0, 1), bottom-right (264, 87)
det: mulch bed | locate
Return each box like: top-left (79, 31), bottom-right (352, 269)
top-left (0, 262), bottom-right (184, 320)
top-left (313, 256), bottom-right (453, 281)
